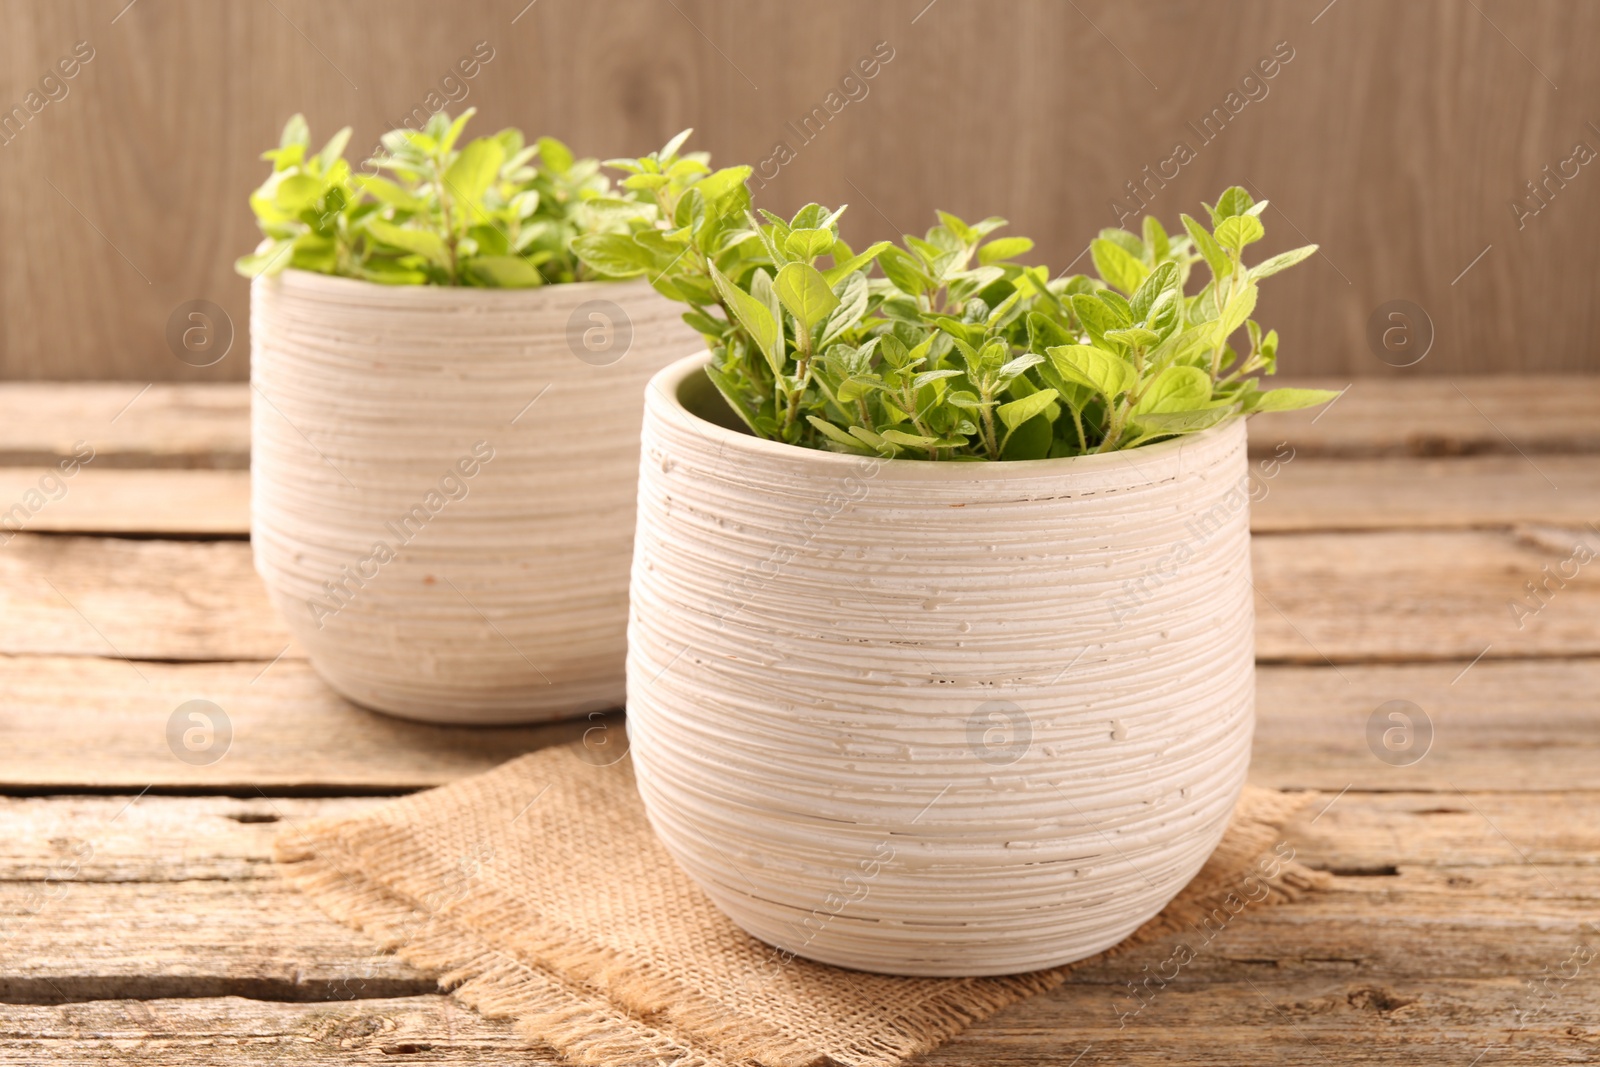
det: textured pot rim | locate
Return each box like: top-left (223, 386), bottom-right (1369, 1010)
top-left (648, 351), bottom-right (1245, 482)
top-left (260, 266), bottom-right (659, 308)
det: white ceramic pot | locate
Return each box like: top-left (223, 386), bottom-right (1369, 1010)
top-left (250, 270), bottom-right (698, 724)
top-left (627, 353), bottom-right (1256, 976)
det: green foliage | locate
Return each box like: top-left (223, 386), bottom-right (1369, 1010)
top-left (236, 110), bottom-right (670, 287)
top-left (572, 166), bottom-right (1337, 459)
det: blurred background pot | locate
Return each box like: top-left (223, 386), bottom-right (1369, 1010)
top-left (251, 270), bottom-right (697, 724)
top-left (627, 353), bottom-right (1256, 975)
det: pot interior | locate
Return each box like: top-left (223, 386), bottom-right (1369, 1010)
top-left (676, 364), bottom-right (754, 436)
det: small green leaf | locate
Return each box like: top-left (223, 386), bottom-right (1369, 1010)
top-left (977, 236), bottom-right (1034, 266)
top-left (711, 263), bottom-right (784, 376)
top-left (621, 173), bottom-right (671, 192)
top-left (443, 138), bottom-right (506, 209)
top-left (536, 135), bottom-right (574, 174)
top-left (279, 114), bottom-right (310, 150)
top-left (1071, 293), bottom-right (1123, 347)
top-left (881, 427), bottom-right (943, 448)
top-left (1218, 283), bottom-right (1260, 339)
top-left (691, 165), bottom-right (753, 207)
top-left (998, 388), bottom-right (1059, 431)
top-left (273, 175), bottom-right (323, 214)
top-left (1129, 262), bottom-right (1179, 325)
top-left (1090, 237), bottom-right (1149, 295)
top-left (571, 233), bottom-right (652, 278)
top-left (1249, 387), bottom-right (1342, 412)
top-left (996, 351), bottom-right (1045, 384)
top-left (658, 128), bottom-right (694, 161)
top-left (1250, 244), bottom-right (1318, 280)
top-left (880, 246), bottom-right (931, 295)
top-left (912, 368), bottom-right (963, 390)
top-left (847, 425), bottom-right (891, 452)
top-left (1181, 213), bottom-right (1232, 279)
top-left (1105, 327), bottom-right (1162, 348)
top-left (439, 110), bottom-right (475, 155)
top-left (354, 175), bottom-right (423, 211)
top-left (704, 365), bottom-right (762, 435)
top-left (1026, 310), bottom-right (1075, 352)
top-left (1214, 215), bottom-right (1265, 253)
top-left (774, 261), bottom-right (841, 332)
top-left (1095, 289), bottom-right (1135, 327)
top-left (235, 240), bottom-right (294, 278)
top-left (1133, 365), bottom-right (1212, 416)
top-left (808, 415), bottom-right (875, 453)
top-left (1127, 405), bottom-right (1236, 441)
top-left (784, 228), bottom-right (836, 260)
top-left (364, 218), bottom-right (447, 264)
top-left (315, 127), bottom-right (353, 173)
top-left (820, 272), bottom-right (868, 348)
top-left (1142, 216), bottom-right (1170, 261)
top-left (1047, 345), bottom-right (1136, 400)
top-left (463, 255), bottom-right (542, 288)
top-left (823, 240), bottom-right (892, 285)
top-left (1213, 187), bottom-right (1255, 221)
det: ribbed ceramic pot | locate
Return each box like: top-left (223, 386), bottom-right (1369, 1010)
top-left (627, 353), bottom-right (1256, 976)
top-left (250, 270), bottom-right (698, 724)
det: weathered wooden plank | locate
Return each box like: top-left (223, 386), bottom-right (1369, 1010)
top-left (0, 796), bottom-right (432, 1001)
top-left (1, 657), bottom-right (1588, 794)
top-left (0, 997), bottom-right (535, 1064)
top-left (0, 535), bottom-right (290, 660)
top-left (1252, 660), bottom-right (1600, 793)
top-left (0, 384), bottom-right (250, 469)
top-left (1247, 377), bottom-right (1600, 457)
top-left (1285, 789), bottom-right (1600, 873)
top-left (0, 469), bottom-right (250, 537)
top-left (2, 792), bottom-right (1594, 1063)
top-left (0, 658), bottom-right (594, 793)
top-left (0, 456), bottom-right (1591, 539)
top-left (6, 794), bottom-right (1596, 891)
top-left (1252, 455), bottom-right (1600, 533)
top-left (925, 975), bottom-right (1600, 1067)
top-left (7, 526), bottom-right (1599, 663)
top-left (0, 793), bottom-right (1595, 1005)
top-left (1252, 527), bottom-right (1600, 664)
top-left (0, 879), bottom-right (437, 1002)
top-left (1, 979), bottom-right (1593, 1067)
top-left (1, 793), bottom-right (1588, 882)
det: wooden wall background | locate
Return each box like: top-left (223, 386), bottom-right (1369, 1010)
top-left (0, 0), bottom-right (1594, 380)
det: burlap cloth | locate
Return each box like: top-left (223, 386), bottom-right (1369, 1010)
top-left (275, 743), bottom-right (1326, 1066)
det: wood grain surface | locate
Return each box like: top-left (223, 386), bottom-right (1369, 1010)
top-left (0, 375), bottom-right (1596, 1064)
top-left (0, 1), bottom-right (1596, 380)
top-left (1, 790), bottom-right (1595, 1064)
top-left (0, 657), bottom-right (594, 792)
top-left (4, 452), bottom-right (1599, 537)
top-left (4, 525), bottom-right (1594, 663)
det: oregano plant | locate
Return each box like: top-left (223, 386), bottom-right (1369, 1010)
top-left (236, 109), bottom-right (674, 287)
top-left (576, 147), bottom-right (1337, 459)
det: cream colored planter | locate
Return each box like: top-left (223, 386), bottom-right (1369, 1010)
top-left (251, 270), bottom-right (697, 723)
top-left (628, 354), bottom-right (1256, 976)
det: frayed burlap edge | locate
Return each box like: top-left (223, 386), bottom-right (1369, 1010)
top-left (276, 784), bottom-right (1327, 1067)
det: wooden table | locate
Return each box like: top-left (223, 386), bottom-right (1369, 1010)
top-left (2, 378), bottom-right (1597, 1064)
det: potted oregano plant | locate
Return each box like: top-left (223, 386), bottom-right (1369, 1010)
top-left (579, 163), bottom-right (1335, 974)
top-left (239, 114), bottom-right (703, 723)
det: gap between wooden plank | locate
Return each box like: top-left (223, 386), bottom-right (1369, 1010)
top-left (0, 793), bottom-right (1593, 1009)
top-left (2, 526), bottom-right (1597, 663)
top-left (1, 455), bottom-right (1596, 537)
top-left (1, 658), bottom-right (1595, 793)
top-left (2, 983), bottom-right (1594, 1067)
